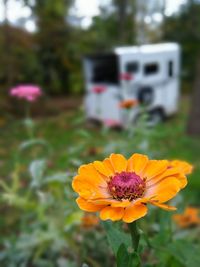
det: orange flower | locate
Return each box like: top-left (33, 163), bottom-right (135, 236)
top-left (119, 99), bottom-right (138, 109)
top-left (72, 153), bottom-right (192, 223)
top-left (81, 213), bottom-right (99, 228)
top-left (173, 207), bottom-right (200, 228)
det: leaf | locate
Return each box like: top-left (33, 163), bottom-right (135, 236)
top-left (117, 244), bottom-right (129, 267)
top-left (43, 173), bottom-right (69, 184)
top-left (165, 240), bottom-right (200, 267)
top-left (117, 244), bottom-right (140, 267)
top-left (19, 139), bottom-right (49, 150)
top-left (102, 221), bottom-right (131, 255)
top-left (19, 139), bottom-right (51, 155)
top-left (29, 159), bottom-right (47, 188)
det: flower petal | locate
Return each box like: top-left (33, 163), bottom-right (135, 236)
top-left (143, 160), bottom-right (168, 180)
top-left (122, 203), bottom-right (148, 223)
top-left (76, 197), bottom-right (106, 212)
top-left (145, 177), bottom-right (181, 203)
top-left (93, 160), bottom-right (113, 179)
top-left (110, 153), bottom-right (127, 173)
top-left (146, 168), bottom-right (188, 189)
top-left (88, 198), bottom-right (131, 207)
top-left (100, 206), bottom-right (125, 221)
top-left (103, 158), bottom-right (115, 173)
top-left (127, 153), bottom-right (149, 175)
top-left (78, 163), bottom-right (107, 186)
top-left (72, 175), bottom-right (110, 199)
top-left (170, 160), bottom-right (193, 175)
top-left (149, 201), bottom-right (177, 211)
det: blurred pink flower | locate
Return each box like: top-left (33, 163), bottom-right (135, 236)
top-left (104, 119), bottom-right (122, 128)
top-left (10, 85), bottom-right (42, 102)
top-left (92, 86), bottom-right (106, 94)
top-left (120, 73), bottom-right (133, 81)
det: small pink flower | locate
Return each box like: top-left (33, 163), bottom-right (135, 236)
top-left (92, 86), bottom-right (106, 94)
top-left (10, 85), bottom-right (42, 102)
top-left (104, 119), bottom-right (122, 128)
top-left (120, 73), bottom-right (133, 81)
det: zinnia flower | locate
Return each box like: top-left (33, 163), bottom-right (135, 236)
top-left (119, 99), bottom-right (138, 109)
top-left (81, 213), bottom-right (99, 228)
top-left (72, 153), bottom-right (192, 223)
top-left (173, 207), bottom-right (200, 228)
top-left (120, 73), bottom-right (132, 81)
top-left (10, 85), bottom-right (42, 102)
top-left (92, 86), bottom-right (106, 94)
top-left (104, 119), bottom-right (122, 128)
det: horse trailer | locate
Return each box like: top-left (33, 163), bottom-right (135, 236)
top-left (83, 43), bottom-right (181, 126)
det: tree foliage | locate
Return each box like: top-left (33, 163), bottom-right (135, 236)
top-left (163, 2), bottom-right (200, 84)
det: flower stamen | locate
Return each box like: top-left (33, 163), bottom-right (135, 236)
top-left (108, 171), bottom-right (146, 201)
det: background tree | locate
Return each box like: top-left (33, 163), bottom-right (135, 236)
top-left (187, 57), bottom-right (200, 135)
top-left (24, 0), bottom-right (73, 95)
top-left (163, 0), bottom-right (200, 90)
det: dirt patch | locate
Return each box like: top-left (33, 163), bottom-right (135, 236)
top-left (1, 95), bottom-right (83, 118)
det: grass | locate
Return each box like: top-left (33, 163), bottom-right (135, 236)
top-left (0, 97), bottom-right (200, 202)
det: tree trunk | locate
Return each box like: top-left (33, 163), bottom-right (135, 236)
top-left (116, 0), bottom-right (128, 44)
top-left (187, 58), bottom-right (200, 135)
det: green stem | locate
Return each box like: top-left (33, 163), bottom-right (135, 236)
top-left (128, 221), bottom-right (140, 252)
top-left (25, 101), bottom-right (31, 119)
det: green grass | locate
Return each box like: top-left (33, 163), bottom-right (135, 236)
top-left (1, 97), bottom-right (200, 201)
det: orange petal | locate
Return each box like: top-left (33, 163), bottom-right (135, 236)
top-left (147, 168), bottom-right (188, 189)
top-left (103, 158), bottom-right (115, 173)
top-left (110, 153), bottom-right (127, 173)
top-left (143, 160), bottom-right (168, 180)
top-left (175, 174), bottom-right (187, 189)
top-left (149, 201), bottom-right (177, 211)
top-left (89, 198), bottom-right (131, 207)
top-left (110, 199), bottom-right (131, 207)
top-left (78, 163), bottom-right (107, 186)
top-left (76, 197), bottom-right (106, 212)
top-left (72, 175), bottom-right (110, 199)
top-left (122, 203), bottom-right (148, 223)
top-left (146, 168), bottom-right (179, 185)
top-left (93, 160), bottom-right (113, 179)
top-left (171, 160), bottom-right (193, 175)
top-left (127, 153), bottom-right (149, 175)
top-left (100, 206), bottom-right (125, 221)
top-left (145, 177), bottom-right (181, 203)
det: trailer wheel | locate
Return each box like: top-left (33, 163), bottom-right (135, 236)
top-left (148, 109), bottom-right (165, 126)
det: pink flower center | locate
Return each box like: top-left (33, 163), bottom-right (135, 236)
top-left (108, 171), bottom-right (145, 200)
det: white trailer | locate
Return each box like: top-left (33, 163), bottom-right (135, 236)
top-left (84, 43), bottom-right (181, 126)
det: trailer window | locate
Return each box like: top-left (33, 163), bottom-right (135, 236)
top-left (126, 62), bottom-right (139, 73)
top-left (168, 60), bottom-right (173, 77)
top-left (90, 54), bottom-right (119, 84)
top-left (144, 63), bottom-right (159, 76)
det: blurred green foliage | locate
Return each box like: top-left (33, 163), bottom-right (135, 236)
top-left (163, 2), bottom-right (200, 89)
top-left (0, 0), bottom-right (200, 96)
top-left (0, 97), bottom-right (200, 266)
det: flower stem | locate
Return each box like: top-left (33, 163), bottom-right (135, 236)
top-left (128, 221), bottom-right (140, 252)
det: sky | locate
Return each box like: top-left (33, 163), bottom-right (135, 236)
top-left (0, 0), bottom-right (187, 32)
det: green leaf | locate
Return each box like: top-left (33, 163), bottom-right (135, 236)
top-left (19, 139), bottom-right (49, 151)
top-left (43, 173), bottom-right (69, 184)
top-left (116, 244), bottom-right (140, 267)
top-left (29, 159), bottom-right (47, 188)
top-left (102, 221), bottom-right (131, 255)
top-left (117, 244), bottom-right (129, 267)
top-left (165, 240), bottom-right (200, 267)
